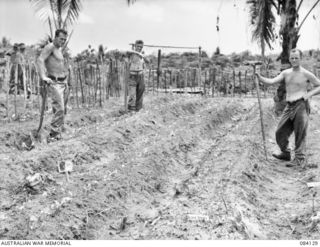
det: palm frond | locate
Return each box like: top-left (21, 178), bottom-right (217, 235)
top-left (30, 0), bottom-right (82, 31)
top-left (49, 0), bottom-right (59, 28)
top-left (247, 0), bottom-right (276, 56)
top-left (127, 0), bottom-right (136, 5)
top-left (62, 0), bottom-right (82, 30)
top-left (30, 0), bottom-right (51, 21)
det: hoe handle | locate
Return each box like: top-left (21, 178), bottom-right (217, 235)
top-left (254, 66), bottom-right (268, 160)
top-left (37, 82), bottom-right (47, 134)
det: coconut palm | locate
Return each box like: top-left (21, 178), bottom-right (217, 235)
top-left (29, 0), bottom-right (82, 38)
top-left (247, 0), bottom-right (275, 59)
top-left (248, 0), bottom-right (320, 114)
top-left (247, 0), bottom-right (320, 65)
top-left (127, 0), bottom-right (136, 5)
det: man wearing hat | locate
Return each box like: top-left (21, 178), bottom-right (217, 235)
top-left (8, 43), bottom-right (24, 96)
top-left (19, 43), bottom-right (31, 98)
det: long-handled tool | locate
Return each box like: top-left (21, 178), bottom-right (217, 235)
top-left (36, 81), bottom-right (47, 136)
top-left (244, 61), bottom-right (268, 160)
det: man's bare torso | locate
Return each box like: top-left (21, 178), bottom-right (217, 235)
top-left (284, 68), bottom-right (309, 102)
top-left (129, 53), bottom-right (144, 72)
top-left (45, 44), bottom-right (67, 77)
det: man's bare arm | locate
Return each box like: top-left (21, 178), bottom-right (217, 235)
top-left (37, 44), bottom-right (54, 82)
top-left (304, 70), bottom-right (320, 99)
top-left (256, 71), bottom-right (285, 85)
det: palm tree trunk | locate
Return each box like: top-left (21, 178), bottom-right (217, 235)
top-left (278, 0), bottom-right (298, 65)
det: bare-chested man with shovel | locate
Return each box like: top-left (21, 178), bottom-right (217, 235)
top-left (37, 29), bottom-right (68, 142)
top-left (256, 48), bottom-right (320, 168)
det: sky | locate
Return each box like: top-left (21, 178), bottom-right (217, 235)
top-left (1, 0), bottom-right (320, 56)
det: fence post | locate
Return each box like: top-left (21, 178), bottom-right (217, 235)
top-left (164, 69), bottom-right (167, 93)
top-left (6, 64), bottom-right (11, 121)
top-left (22, 64), bottom-right (27, 110)
top-left (148, 68), bottom-right (151, 94)
top-left (124, 61), bottom-right (129, 113)
top-left (157, 49), bottom-right (161, 95)
top-left (74, 67), bottom-right (79, 109)
top-left (204, 70), bottom-right (207, 96)
top-left (94, 66), bottom-right (97, 105)
top-left (232, 69), bottom-right (235, 97)
top-left (244, 70), bottom-right (247, 97)
top-left (14, 64), bottom-right (18, 118)
top-left (77, 64), bottom-right (85, 105)
top-left (198, 46), bottom-right (202, 95)
top-left (184, 69), bottom-right (187, 94)
top-left (219, 69), bottom-right (223, 97)
top-left (96, 64), bottom-right (102, 107)
top-left (106, 60), bottom-right (110, 100)
top-left (36, 70), bottom-right (41, 113)
top-left (239, 71), bottom-right (242, 97)
top-left (212, 68), bottom-right (216, 98)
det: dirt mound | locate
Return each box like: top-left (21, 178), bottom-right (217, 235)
top-left (1, 95), bottom-right (320, 240)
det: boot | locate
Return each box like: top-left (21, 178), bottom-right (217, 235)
top-left (286, 158), bottom-right (307, 168)
top-left (272, 152), bottom-right (291, 161)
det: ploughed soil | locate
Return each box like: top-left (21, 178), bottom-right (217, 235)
top-left (1, 92), bottom-right (320, 240)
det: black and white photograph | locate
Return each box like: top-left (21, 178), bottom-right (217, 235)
top-left (1, 0), bottom-right (320, 244)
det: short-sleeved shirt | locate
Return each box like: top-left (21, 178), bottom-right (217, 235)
top-left (10, 52), bottom-right (23, 65)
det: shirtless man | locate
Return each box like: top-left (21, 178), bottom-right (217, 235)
top-left (256, 48), bottom-right (320, 167)
top-left (37, 29), bottom-right (68, 141)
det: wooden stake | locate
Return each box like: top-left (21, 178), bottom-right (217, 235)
top-left (164, 69), bottom-right (167, 93)
top-left (212, 68), bottom-right (216, 97)
top-left (75, 67), bottom-right (79, 109)
top-left (124, 62), bottom-right (129, 113)
top-left (253, 65), bottom-right (268, 160)
top-left (106, 61), bottom-right (110, 100)
top-left (239, 71), bottom-right (242, 97)
top-left (14, 65), bottom-right (18, 119)
top-left (184, 69), bottom-right (187, 94)
top-left (148, 68), bottom-right (151, 94)
top-left (244, 70), bottom-right (247, 96)
top-left (6, 64), bottom-right (11, 122)
top-left (97, 65), bottom-right (102, 107)
top-left (157, 49), bottom-right (161, 95)
top-left (78, 65), bottom-right (85, 105)
top-left (22, 65), bottom-right (27, 110)
top-left (198, 46), bottom-right (202, 90)
top-left (88, 67), bottom-right (91, 107)
top-left (232, 69), bottom-right (235, 97)
top-left (204, 69), bottom-right (207, 96)
top-left (152, 67), bottom-right (155, 95)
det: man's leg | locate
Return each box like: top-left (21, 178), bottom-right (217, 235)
top-left (274, 107), bottom-right (294, 159)
top-left (48, 83), bottom-right (66, 139)
top-left (136, 74), bottom-right (145, 111)
top-left (128, 75), bottom-right (137, 111)
top-left (63, 83), bottom-right (70, 115)
top-left (9, 65), bottom-right (16, 94)
top-left (293, 101), bottom-right (309, 163)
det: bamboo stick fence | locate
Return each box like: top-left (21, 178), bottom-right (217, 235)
top-left (0, 58), bottom-right (279, 122)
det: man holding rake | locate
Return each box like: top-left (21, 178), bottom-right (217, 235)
top-left (256, 48), bottom-right (320, 168)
